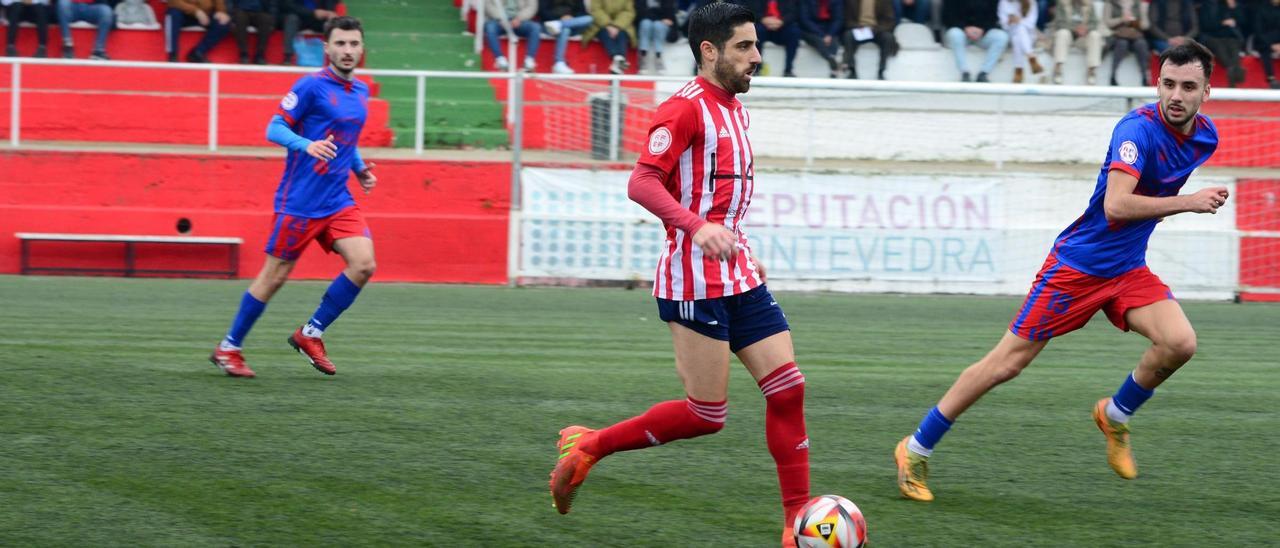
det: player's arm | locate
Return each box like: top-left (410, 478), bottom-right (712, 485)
top-left (266, 115), bottom-right (337, 161)
top-left (1103, 169), bottom-right (1229, 221)
top-left (351, 148), bottom-right (376, 194)
top-left (631, 100), bottom-right (736, 261)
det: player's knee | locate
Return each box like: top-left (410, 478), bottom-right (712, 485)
top-left (1163, 331), bottom-right (1197, 364)
top-left (350, 260), bottom-right (376, 281)
top-left (983, 359), bottom-right (1026, 384)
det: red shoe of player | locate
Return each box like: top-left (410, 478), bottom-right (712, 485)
top-left (209, 347), bottom-right (256, 378)
top-left (288, 328), bottom-right (336, 375)
top-left (549, 426), bottom-right (598, 515)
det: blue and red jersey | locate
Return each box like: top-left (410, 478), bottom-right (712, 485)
top-left (272, 66), bottom-right (370, 218)
top-left (1052, 102), bottom-right (1218, 278)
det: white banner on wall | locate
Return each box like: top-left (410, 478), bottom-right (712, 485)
top-left (519, 167), bottom-right (1238, 300)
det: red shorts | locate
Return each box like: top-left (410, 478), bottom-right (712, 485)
top-left (264, 206), bottom-right (370, 261)
top-left (1008, 254), bottom-right (1174, 341)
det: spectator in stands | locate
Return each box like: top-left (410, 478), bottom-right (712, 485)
top-left (894, 0), bottom-right (931, 24)
top-left (843, 0), bottom-right (896, 79)
top-left (3, 0), bottom-right (51, 58)
top-left (540, 0), bottom-right (592, 74)
top-left (1147, 0), bottom-right (1198, 53)
top-left (484, 0), bottom-right (540, 71)
top-left (166, 0), bottom-right (232, 63)
top-left (634, 0), bottom-right (675, 74)
top-left (116, 0), bottom-right (160, 29)
top-left (1257, 0), bottom-right (1280, 88)
top-left (1000, 0), bottom-right (1044, 82)
top-left (943, 0), bottom-right (1009, 82)
top-left (583, 0), bottom-right (635, 74)
top-left (230, 0), bottom-right (276, 64)
top-left (1050, 0), bottom-right (1102, 84)
top-left (741, 0), bottom-right (801, 77)
top-left (1104, 0), bottom-right (1151, 85)
top-left (1239, 0), bottom-right (1264, 52)
top-left (56, 0), bottom-right (112, 60)
top-left (281, 0), bottom-right (338, 65)
top-left (1198, 0), bottom-right (1246, 86)
top-left (802, 0), bottom-right (844, 78)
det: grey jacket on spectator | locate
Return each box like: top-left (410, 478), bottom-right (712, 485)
top-left (486, 0), bottom-right (538, 22)
top-left (1052, 0), bottom-right (1098, 33)
top-left (1104, 0), bottom-right (1149, 39)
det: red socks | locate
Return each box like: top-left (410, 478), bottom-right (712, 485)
top-left (759, 362), bottom-right (810, 521)
top-left (583, 397), bottom-right (726, 459)
top-left (578, 361), bottom-right (809, 526)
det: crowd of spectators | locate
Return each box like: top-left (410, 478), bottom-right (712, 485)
top-left (1, 0), bottom-right (342, 65)
top-left (479, 0), bottom-right (1280, 87)
top-left (3, 0), bottom-right (1277, 87)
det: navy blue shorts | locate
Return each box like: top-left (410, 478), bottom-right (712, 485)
top-left (656, 285), bottom-right (790, 353)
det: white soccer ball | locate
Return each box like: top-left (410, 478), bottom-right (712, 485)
top-left (792, 495), bottom-right (867, 548)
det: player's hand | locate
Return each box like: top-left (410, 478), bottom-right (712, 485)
top-left (752, 256), bottom-right (768, 283)
top-left (1008, 13), bottom-right (1022, 24)
top-left (213, 11), bottom-right (230, 25)
top-left (194, 9), bottom-right (210, 26)
top-left (692, 223), bottom-right (737, 262)
top-left (307, 135), bottom-right (338, 162)
top-left (1185, 186), bottom-right (1230, 214)
top-left (965, 26), bottom-right (982, 41)
top-left (356, 162), bottom-right (377, 194)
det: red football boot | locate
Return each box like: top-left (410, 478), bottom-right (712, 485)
top-left (209, 346), bottom-right (256, 378)
top-left (288, 327), bottom-right (337, 375)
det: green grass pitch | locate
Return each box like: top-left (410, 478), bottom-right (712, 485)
top-left (1, 275), bottom-right (1277, 546)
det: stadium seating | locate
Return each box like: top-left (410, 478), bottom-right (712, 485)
top-left (1, 2), bottom-right (393, 147)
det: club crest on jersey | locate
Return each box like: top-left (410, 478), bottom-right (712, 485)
top-left (281, 91), bottom-right (299, 111)
top-left (1119, 140), bottom-right (1138, 165)
top-left (649, 127), bottom-right (672, 155)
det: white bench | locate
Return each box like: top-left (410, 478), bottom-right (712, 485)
top-left (16, 233), bottom-right (243, 279)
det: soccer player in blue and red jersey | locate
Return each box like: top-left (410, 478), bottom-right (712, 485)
top-left (549, 5), bottom-right (812, 546)
top-left (209, 16), bottom-right (376, 378)
top-left (894, 41), bottom-right (1231, 501)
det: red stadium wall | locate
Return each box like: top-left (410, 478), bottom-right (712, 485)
top-left (1237, 178), bottom-right (1280, 302)
top-left (0, 150), bottom-right (511, 284)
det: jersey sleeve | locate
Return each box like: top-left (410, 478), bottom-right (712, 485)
top-left (275, 77), bottom-right (314, 128)
top-left (1106, 117), bottom-right (1150, 180)
top-left (636, 99), bottom-right (699, 174)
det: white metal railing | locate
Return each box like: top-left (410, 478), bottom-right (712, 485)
top-left (5, 57), bottom-right (1278, 153)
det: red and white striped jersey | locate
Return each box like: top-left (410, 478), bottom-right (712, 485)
top-left (638, 77), bottom-right (762, 301)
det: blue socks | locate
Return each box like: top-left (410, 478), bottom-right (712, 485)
top-left (224, 291), bottom-right (267, 347)
top-left (910, 406), bottom-right (954, 455)
top-left (1111, 372), bottom-right (1155, 416)
top-left (306, 273), bottom-right (362, 333)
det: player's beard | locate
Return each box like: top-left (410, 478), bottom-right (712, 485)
top-left (714, 57), bottom-right (752, 95)
top-left (1161, 100), bottom-right (1193, 128)
top-left (330, 54), bottom-right (360, 78)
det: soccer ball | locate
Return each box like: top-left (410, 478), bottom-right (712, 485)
top-left (793, 495), bottom-right (867, 548)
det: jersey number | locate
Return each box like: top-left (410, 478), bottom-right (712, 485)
top-left (1045, 291), bottom-right (1073, 315)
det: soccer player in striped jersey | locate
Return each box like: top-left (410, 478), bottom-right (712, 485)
top-left (894, 41), bottom-right (1228, 502)
top-left (549, 4), bottom-right (810, 546)
top-left (208, 16), bottom-right (376, 379)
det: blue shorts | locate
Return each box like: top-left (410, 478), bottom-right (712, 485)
top-left (656, 285), bottom-right (790, 352)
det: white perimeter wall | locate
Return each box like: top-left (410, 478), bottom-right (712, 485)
top-left (519, 167), bottom-right (1238, 300)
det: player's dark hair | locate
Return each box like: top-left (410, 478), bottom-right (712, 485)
top-left (1158, 40), bottom-right (1214, 81)
top-left (687, 1), bottom-right (756, 69)
top-left (324, 16), bottom-right (364, 41)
